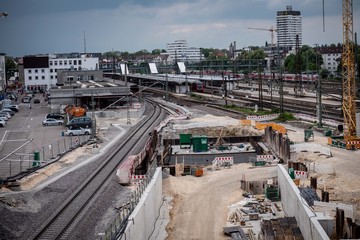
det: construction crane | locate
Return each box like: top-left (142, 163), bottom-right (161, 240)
top-left (342, 0), bottom-right (360, 148)
top-left (248, 26), bottom-right (277, 46)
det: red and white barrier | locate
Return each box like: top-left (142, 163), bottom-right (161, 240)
top-left (295, 170), bottom-right (308, 180)
top-left (256, 155), bottom-right (274, 161)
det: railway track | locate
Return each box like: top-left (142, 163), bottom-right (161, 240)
top-left (31, 101), bottom-right (165, 240)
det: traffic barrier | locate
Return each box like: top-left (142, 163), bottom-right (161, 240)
top-left (256, 155), bottom-right (274, 161)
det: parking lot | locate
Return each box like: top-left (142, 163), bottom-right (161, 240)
top-left (0, 93), bottom-right (88, 180)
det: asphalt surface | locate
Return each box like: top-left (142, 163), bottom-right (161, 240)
top-left (0, 94), bottom-right (67, 179)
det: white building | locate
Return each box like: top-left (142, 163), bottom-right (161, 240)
top-left (318, 47), bottom-right (342, 74)
top-left (276, 5), bottom-right (302, 50)
top-left (23, 54), bottom-right (99, 91)
top-left (166, 40), bottom-right (203, 63)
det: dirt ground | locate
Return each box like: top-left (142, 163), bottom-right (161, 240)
top-left (162, 120), bottom-right (360, 239)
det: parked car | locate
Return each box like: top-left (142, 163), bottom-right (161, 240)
top-left (46, 113), bottom-right (65, 120)
top-left (0, 116), bottom-right (9, 122)
top-left (34, 99), bottom-right (40, 104)
top-left (8, 104), bottom-right (19, 110)
top-left (0, 113), bottom-right (11, 120)
top-left (22, 96), bottom-right (31, 103)
top-left (5, 106), bottom-right (18, 112)
top-left (64, 127), bottom-right (92, 136)
top-left (66, 117), bottom-right (92, 129)
top-left (0, 119), bottom-right (6, 127)
top-left (42, 118), bottom-right (64, 126)
top-left (0, 109), bottom-right (15, 116)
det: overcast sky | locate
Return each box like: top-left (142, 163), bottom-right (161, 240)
top-left (1, 0), bottom-right (359, 57)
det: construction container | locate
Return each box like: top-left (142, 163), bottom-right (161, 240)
top-left (192, 135), bottom-right (208, 152)
top-left (179, 134), bottom-right (192, 148)
top-left (265, 185), bottom-right (279, 201)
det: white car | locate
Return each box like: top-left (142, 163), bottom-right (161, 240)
top-left (0, 119), bottom-right (6, 127)
top-left (64, 128), bottom-right (92, 136)
top-left (0, 113), bottom-right (11, 119)
top-left (42, 118), bottom-right (64, 126)
top-left (0, 116), bottom-right (8, 122)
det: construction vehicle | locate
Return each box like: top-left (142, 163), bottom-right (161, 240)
top-left (63, 105), bottom-right (87, 118)
top-left (328, 0), bottom-right (360, 150)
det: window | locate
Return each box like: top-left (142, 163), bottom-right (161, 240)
top-left (73, 60), bottom-right (77, 65)
top-left (35, 69), bottom-right (38, 73)
top-left (35, 76), bottom-right (38, 80)
top-left (29, 76), bottom-right (32, 80)
top-left (50, 76), bottom-right (53, 79)
top-left (54, 61), bottom-right (58, 65)
top-left (59, 61), bottom-right (62, 65)
top-left (28, 70), bottom-right (32, 73)
top-left (69, 60), bottom-right (72, 65)
top-left (50, 69), bottom-right (53, 73)
top-left (41, 69), bottom-right (45, 73)
top-left (42, 76), bottom-right (45, 80)
top-left (78, 60), bottom-right (82, 65)
top-left (64, 60), bottom-right (67, 65)
top-left (50, 61), bottom-right (53, 66)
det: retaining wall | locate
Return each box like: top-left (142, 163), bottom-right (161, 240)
top-left (277, 164), bottom-right (331, 240)
top-left (120, 167), bottom-right (163, 240)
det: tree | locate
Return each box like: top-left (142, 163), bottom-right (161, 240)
top-left (5, 57), bottom-right (16, 71)
top-left (284, 45), bottom-right (323, 73)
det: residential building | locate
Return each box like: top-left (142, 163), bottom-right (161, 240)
top-left (166, 40), bottom-right (204, 63)
top-left (23, 53), bottom-right (99, 91)
top-left (276, 5), bottom-right (302, 50)
top-left (316, 46), bottom-right (342, 74)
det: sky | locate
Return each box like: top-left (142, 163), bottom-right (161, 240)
top-left (0, 0), bottom-right (359, 57)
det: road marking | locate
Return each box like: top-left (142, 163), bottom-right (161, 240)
top-left (0, 130), bottom-right (8, 147)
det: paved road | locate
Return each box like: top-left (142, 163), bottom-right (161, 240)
top-left (0, 95), bottom-right (68, 179)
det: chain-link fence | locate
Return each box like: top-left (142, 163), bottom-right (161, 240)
top-left (0, 135), bottom-right (91, 180)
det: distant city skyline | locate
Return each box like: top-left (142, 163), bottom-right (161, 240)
top-left (0, 0), bottom-right (359, 57)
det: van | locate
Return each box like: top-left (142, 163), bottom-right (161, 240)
top-left (66, 117), bottom-right (92, 129)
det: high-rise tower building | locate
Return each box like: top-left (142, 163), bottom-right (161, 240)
top-left (276, 5), bottom-right (302, 50)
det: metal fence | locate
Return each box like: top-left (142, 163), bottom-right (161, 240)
top-left (0, 135), bottom-right (91, 180)
top-left (102, 159), bottom-right (158, 240)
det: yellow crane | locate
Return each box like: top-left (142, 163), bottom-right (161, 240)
top-left (248, 26), bottom-right (277, 46)
top-left (342, 0), bottom-right (360, 149)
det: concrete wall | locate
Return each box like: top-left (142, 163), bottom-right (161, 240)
top-left (120, 167), bottom-right (163, 240)
top-left (277, 165), bottom-right (331, 240)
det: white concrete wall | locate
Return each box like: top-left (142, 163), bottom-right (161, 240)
top-left (277, 165), bottom-right (330, 240)
top-left (120, 167), bottom-right (163, 240)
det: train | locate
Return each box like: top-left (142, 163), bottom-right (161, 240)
top-left (247, 72), bottom-right (319, 82)
top-left (191, 82), bottom-right (204, 92)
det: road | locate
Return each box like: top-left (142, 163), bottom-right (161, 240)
top-left (163, 165), bottom-right (278, 240)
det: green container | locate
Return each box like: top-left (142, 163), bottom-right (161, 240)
top-left (253, 161), bottom-right (266, 166)
top-left (180, 134), bottom-right (192, 147)
top-left (32, 151), bottom-right (40, 167)
top-left (192, 135), bottom-right (208, 152)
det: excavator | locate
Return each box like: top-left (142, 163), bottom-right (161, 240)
top-left (63, 105), bottom-right (87, 118)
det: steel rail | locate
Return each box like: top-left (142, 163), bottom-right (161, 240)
top-left (31, 101), bottom-right (164, 240)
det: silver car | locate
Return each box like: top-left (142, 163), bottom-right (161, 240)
top-left (42, 118), bottom-right (64, 126)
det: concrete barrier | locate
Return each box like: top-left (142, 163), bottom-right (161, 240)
top-left (290, 143), bottom-right (332, 157)
top-left (277, 165), bottom-right (331, 240)
top-left (120, 167), bottom-right (163, 240)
